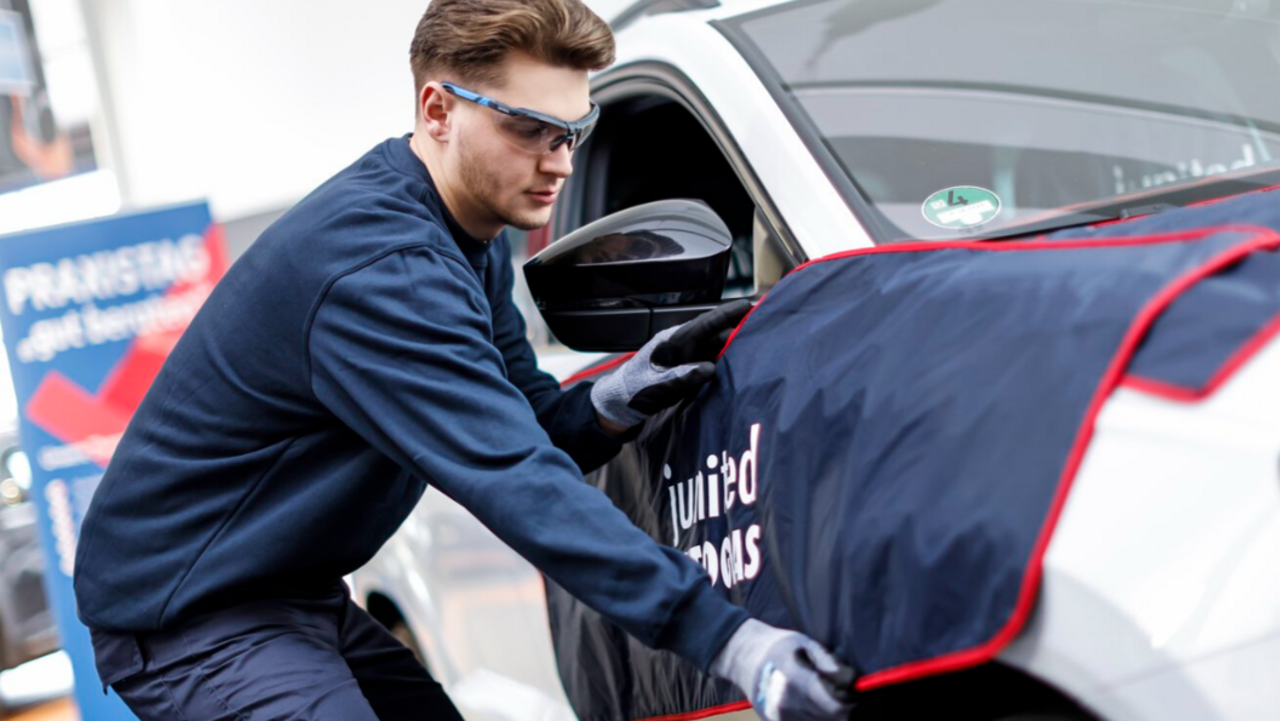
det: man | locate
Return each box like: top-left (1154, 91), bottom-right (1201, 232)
top-left (73, 1), bottom-right (856, 719)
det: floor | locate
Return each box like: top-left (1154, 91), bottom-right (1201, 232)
top-left (7, 698), bottom-right (76, 721)
top-left (2, 653), bottom-right (76, 721)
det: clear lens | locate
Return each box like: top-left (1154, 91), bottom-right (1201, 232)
top-left (492, 112), bottom-right (560, 155)
top-left (575, 116), bottom-right (597, 147)
top-left (490, 109), bottom-right (597, 155)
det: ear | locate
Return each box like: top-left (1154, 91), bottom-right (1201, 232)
top-left (419, 82), bottom-right (452, 143)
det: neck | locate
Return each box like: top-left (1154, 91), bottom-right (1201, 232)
top-left (408, 131), bottom-right (501, 241)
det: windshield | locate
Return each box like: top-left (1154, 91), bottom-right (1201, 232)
top-left (717, 0), bottom-right (1280, 242)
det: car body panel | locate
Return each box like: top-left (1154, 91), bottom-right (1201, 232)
top-left (1003, 336), bottom-right (1280, 715)
top-left (354, 487), bottom-right (576, 721)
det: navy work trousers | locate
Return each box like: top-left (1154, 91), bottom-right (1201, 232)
top-left (89, 584), bottom-right (463, 721)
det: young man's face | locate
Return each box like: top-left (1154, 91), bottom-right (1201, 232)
top-left (435, 53), bottom-right (592, 237)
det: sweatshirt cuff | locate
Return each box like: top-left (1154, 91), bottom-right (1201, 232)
top-left (653, 584), bottom-right (751, 673)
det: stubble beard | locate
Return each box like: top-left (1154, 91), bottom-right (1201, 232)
top-left (458, 135), bottom-right (552, 233)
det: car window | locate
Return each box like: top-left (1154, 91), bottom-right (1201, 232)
top-left (577, 95), bottom-right (761, 297)
top-left (521, 82), bottom-right (797, 353)
top-left (719, 0), bottom-right (1280, 241)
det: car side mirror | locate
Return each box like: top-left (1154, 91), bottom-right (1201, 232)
top-left (524, 199), bottom-right (734, 352)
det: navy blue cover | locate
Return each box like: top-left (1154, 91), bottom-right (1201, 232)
top-left (547, 188), bottom-right (1280, 721)
top-left (1051, 190), bottom-right (1280, 393)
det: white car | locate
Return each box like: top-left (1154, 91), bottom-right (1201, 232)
top-left (354, 1), bottom-right (1280, 719)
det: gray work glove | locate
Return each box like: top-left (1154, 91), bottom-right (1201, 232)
top-left (711, 619), bottom-right (857, 721)
top-left (590, 300), bottom-right (753, 428)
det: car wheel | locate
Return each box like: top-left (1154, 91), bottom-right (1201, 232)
top-left (388, 619), bottom-right (426, 666)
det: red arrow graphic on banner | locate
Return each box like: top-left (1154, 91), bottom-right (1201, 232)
top-left (24, 224), bottom-right (228, 468)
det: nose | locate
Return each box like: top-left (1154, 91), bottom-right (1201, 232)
top-left (538, 143), bottom-right (574, 178)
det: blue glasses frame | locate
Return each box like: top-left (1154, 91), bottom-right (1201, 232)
top-left (441, 82), bottom-right (600, 155)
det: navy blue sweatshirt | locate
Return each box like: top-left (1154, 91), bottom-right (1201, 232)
top-left (73, 136), bottom-right (747, 671)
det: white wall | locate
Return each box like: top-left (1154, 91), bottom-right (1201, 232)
top-left (88, 0), bottom-right (631, 222)
top-left (90, 0), bottom-right (433, 220)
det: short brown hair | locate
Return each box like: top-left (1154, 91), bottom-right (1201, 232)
top-left (410, 0), bottom-right (615, 93)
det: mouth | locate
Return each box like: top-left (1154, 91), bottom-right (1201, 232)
top-left (527, 189), bottom-right (558, 205)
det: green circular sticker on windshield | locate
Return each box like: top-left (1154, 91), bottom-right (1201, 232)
top-left (921, 186), bottom-right (1002, 229)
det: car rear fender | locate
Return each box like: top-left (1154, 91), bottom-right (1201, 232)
top-left (1001, 334), bottom-right (1280, 709)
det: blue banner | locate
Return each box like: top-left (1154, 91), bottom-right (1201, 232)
top-left (0, 202), bottom-right (227, 718)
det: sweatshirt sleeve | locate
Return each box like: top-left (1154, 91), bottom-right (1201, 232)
top-left (306, 245), bottom-right (747, 671)
top-left (487, 239), bottom-right (636, 473)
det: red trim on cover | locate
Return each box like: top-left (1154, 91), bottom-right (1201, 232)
top-left (720, 227), bottom-right (1272, 363)
top-left (1120, 305), bottom-right (1280, 402)
top-left (560, 352), bottom-right (634, 388)
top-left (631, 701), bottom-right (753, 721)
top-left (1118, 375), bottom-right (1203, 402)
top-left (717, 294), bottom-right (768, 362)
top-left (721, 229), bottom-right (1261, 364)
top-left (709, 224), bottom-right (1280, 692)
top-left (853, 227), bottom-right (1280, 691)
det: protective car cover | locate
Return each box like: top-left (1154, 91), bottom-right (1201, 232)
top-left (548, 187), bottom-right (1280, 721)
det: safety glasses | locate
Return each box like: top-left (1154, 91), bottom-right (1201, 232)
top-left (442, 82), bottom-right (599, 156)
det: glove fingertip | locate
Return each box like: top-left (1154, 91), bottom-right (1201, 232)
top-left (688, 360), bottom-right (716, 381)
top-left (800, 640), bottom-right (843, 675)
top-left (726, 297), bottom-right (754, 317)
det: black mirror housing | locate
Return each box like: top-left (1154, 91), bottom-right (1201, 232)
top-left (524, 199), bottom-right (733, 351)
